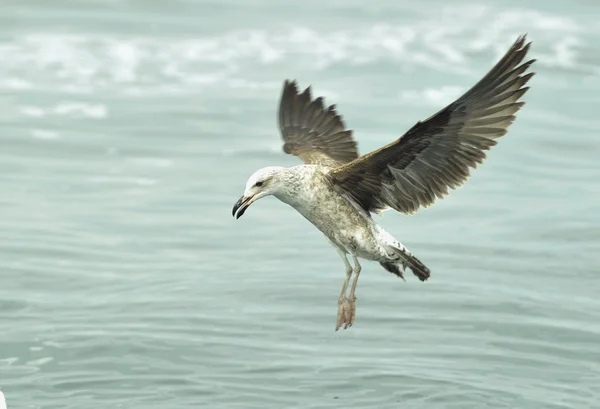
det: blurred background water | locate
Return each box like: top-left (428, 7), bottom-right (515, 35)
top-left (1, 1), bottom-right (599, 408)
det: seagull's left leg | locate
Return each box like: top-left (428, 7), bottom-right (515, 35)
top-left (335, 249), bottom-right (353, 331)
top-left (347, 254), bottom-right (362, 327)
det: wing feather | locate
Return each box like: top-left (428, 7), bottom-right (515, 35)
top-left (278, 80), bottom-right (359, 166)
top-left (329, 35), bottom-right (535, 215)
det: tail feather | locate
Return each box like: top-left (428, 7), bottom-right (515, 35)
top-left (380, 245), bottom-right (431, 282)
top-left (404, 252), bottom-right (431, 281)
top-left (380, 261), bottom-right (406, 281)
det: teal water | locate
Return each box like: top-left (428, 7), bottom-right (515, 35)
top-left (1, 1), bottom-right (599, 408)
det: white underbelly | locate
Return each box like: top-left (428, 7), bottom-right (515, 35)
top-left (284, 184), bottom-right (387, 259)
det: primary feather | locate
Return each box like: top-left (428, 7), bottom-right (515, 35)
top-left (329, 35), bottom-right (535, 215)
top-left (278, 80), bottom-right (359, 167)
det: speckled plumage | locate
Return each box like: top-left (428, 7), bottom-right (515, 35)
top-left (233, 35), bottom-right (534, 330)
top-left (272, 165), bottom-right (408, 263)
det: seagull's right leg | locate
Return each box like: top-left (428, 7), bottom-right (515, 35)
top-left (335, 248), bottom-right (353, 331)
top-left (346, 254), bottom-right (362, 328)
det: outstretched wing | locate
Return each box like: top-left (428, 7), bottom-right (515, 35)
top-left (329, 35), bottom-right (535, 215)
top-left (278, 80), bottom-right (359, 167)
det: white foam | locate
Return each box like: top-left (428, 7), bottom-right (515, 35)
top-left (90, 176), bottom-right (157, 186)
top-left (400, 86), bottom-right (464, 106)
top-left (109, 42), bottom-right (140, 83)
top-left (3, 78), bottom-right (32, 90)
top-left (228, 78), bottom-right (279, 90)
top-left (19, 102), bottom-right (107, 119)
top-left (53, 102), bottom-right (107, 119)
top-left (19, 106), bottom-right (46, 117)
top-left (31, 129), bottom-right (59, 140)
top-left (0, 391), bottom-right (6, 409)
top-left (129, 157), bottom-right (173, 168)
top-left (0, 6), bottom-right (588, 95)
top-left (540, 36), bottom-right (580, 69)
top-left (222, 143), bottom-right (282, 156)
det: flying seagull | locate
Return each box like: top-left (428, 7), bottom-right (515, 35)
top-left (232, 35), bottom-right (535, 330)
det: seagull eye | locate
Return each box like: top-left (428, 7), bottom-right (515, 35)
top-left (255, 181), bottom-right (263, 187)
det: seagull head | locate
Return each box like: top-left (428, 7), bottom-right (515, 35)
top-left (232, 166), bottom-right (286, 219)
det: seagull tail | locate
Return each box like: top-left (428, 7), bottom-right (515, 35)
top-left (380, 261), bottom-right (406, 280)
top-left (381, 244), bottom-right (431, 282)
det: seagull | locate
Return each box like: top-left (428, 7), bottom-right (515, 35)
top-left (232, 35), bottom-right (535, 330)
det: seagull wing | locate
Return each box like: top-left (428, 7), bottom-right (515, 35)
top-left (278, 80), bottom-right (359, 167)
top-left (329, 35), bottom-right (535, 215)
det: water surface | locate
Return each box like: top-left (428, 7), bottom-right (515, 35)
top-left (1, 1), bottom-right (599, 408)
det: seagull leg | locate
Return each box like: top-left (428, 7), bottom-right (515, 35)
top-left (335, 249), bottom-right (353, 331)
top-left (346, 255), bottom-right (362, 328)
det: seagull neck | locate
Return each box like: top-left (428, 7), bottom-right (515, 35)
top-left (272, 166), bottom-right (320, 210)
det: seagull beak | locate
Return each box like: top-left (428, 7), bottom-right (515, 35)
top-left (232, 195), bottom-right (253, 219)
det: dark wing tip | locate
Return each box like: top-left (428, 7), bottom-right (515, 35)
top-left (300, 84), bottom-right (312, 100)
top-left (514, 33), bottom-right (530, 48)
top-left (283, 79), bottom-right (313, 97)
top-left (282, 79), bottom-right (298, 96)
